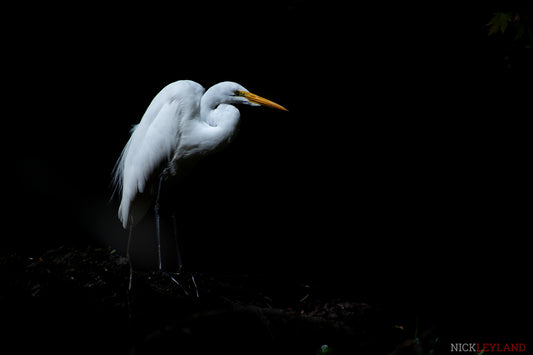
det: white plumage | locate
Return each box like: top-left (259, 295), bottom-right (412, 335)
top-left (113, 80), bottom-right (287, 229)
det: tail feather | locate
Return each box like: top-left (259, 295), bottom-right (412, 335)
top-left (111, 125), bottom-right (138, 227)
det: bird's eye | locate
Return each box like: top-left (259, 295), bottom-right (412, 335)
top-left (234, 90), bottom-right (245, 97)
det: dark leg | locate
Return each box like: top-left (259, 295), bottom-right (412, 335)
top-left (191, 274), bottom-right (199, 298)
top-left (154, 172), bottom-right (166, 271)
top-left (171, 214), bottom-right (183, 274)
top-left (170, 213), bottom-right (199, 297)
top-left (153, 170), bottom-right (199, 297)
top-left (127, 217), bottom-right (134, 291)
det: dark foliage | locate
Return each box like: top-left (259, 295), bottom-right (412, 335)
top-left (2, 246), bottom-right (415, 355)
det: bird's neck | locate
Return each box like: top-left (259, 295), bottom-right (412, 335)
top-left (198, 100), bottom-right (241, 150)
top-left (200, 93), bottom-right (240, 127)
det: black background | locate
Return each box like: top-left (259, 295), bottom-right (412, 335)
top-left (4, 2), bottom-right (531, 341)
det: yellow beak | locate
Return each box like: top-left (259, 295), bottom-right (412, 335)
top-left (238, 91), bottom-right (288, 111)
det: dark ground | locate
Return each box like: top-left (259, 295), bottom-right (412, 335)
top-left (0, 245), bottom-right (447, 354)
top-left (0, 245), bottom-right (412, 355)
top-left (1, 243), bottom-right (530, 355)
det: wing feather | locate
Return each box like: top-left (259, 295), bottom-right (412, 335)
top-left (113, 80), bottom-right (204, 228)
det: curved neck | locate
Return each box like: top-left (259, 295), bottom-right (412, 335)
top-left (200, 84), bottom-right (241, 126)
top-left (198, 99), bottom-right (241, 151)
top-left (200, 89), bottom-right (219, 116)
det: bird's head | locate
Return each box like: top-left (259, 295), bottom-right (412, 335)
top-left (206, 81), bottom-right (288, 111)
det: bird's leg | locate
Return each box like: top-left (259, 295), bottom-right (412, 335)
top-left (154, 171), bottom-right (166, 272)
top-left (153, 170), bottom-right (199, 297)
top-left (127, 217), bottom-right (134, 291)
top-left (171, 213), bottom-right (183, 274)
top-left (169, 212), bottom-right (199, 297)
top-left (191, 274), bottom-right (200, 298)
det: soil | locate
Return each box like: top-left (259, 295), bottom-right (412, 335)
top-left (2, 244), bottom-right (528, 354)
top-left (0, 244), bottom-right (438, 355)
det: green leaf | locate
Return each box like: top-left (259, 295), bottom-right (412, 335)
top-left (487, 12), bottom-right (512, 36)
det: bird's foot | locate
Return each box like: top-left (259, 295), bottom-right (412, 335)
top-left (161, 271), bottom-right (200, 298)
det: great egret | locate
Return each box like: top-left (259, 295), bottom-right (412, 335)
top-left (112, 80), bottom-right (287, 286)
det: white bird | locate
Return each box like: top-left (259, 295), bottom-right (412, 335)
top-left (112, 80), bottom-right (287, 279)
